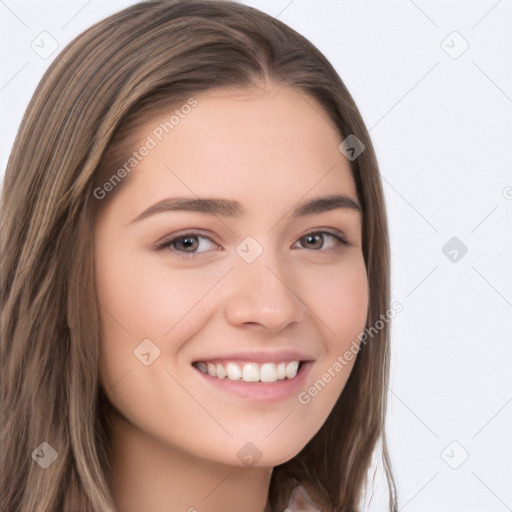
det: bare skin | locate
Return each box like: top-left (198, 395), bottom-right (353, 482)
top-left (94, 83), bottom-right (368, 512)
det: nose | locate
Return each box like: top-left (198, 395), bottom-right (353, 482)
top-left (223, 250), bottom-right (305, 332)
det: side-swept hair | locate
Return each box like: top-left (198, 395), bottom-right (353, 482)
top-left (0, 1), bottom-right (397, 510)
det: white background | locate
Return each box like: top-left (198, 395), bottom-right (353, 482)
top-left (1, 1), bottom-right (511, 511)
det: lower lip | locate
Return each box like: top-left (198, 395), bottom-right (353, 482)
top-left (192, 361), bottom-right (314, 402)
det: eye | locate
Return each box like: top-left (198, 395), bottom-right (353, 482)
top-left (155, 232), bottom-right (220, 259)
top-left (155, 229), bottom-right (349, 260)
top-left (292, 230), bottom-right (349, 251)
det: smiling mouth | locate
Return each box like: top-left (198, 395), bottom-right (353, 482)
top-left (192, 360), bottom-right (306, 383)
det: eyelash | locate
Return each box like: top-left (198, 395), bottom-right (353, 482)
top-left (155, 229), bottom-right (349, 260)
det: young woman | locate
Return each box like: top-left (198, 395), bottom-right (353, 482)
top-left (0, 1), bottom-right (397, 511)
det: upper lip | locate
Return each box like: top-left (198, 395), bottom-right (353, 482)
top-left (192, 350), bottom-right (315, 364)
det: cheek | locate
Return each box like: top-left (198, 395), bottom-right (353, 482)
top-left (290, 257), bottom-right (368, 438)
top-left (94, 238), bottom-right (233, 391)
top-left (95, 244), bottom-right (221, 340)
top-left (302, 255), bottom-right (369, 343)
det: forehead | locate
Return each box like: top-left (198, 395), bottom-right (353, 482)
top-left (104, 85), bottom-right (357, 219)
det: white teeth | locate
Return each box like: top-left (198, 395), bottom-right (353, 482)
top-left (216, 363), bottom-right (226, 379)
top-left (207, 362), bottom-right (216, 377)
top-left (226, 362), bottom-right (242, 381)
top-left (242, 362), bottom-right (259, 382)
top-left (260, 363), bottom-right (278, 382)
top-left (286, 361), bottom-right (299, 379)
top-left (276, 362), bottom-right (286, 380)
top-left (195, 360), bottom-right (301, 382)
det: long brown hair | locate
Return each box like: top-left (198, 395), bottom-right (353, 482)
top-left (0, 1), bottom-right (397, 510)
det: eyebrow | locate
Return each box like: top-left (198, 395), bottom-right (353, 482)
top-left (127, 194), bottom-right (361, 225)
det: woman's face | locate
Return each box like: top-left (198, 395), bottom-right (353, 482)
top-left (94, 84), bottom-right (368, 468)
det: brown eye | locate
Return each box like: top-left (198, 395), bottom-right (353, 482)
top-left (173, 235), bottom-right (200, 252)
top-left (301, 233), bottom-right (324, 250)
top-left (294, 230), bottom-right (348, 251)
top-left (155, 232), bottom-right (219, 259)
